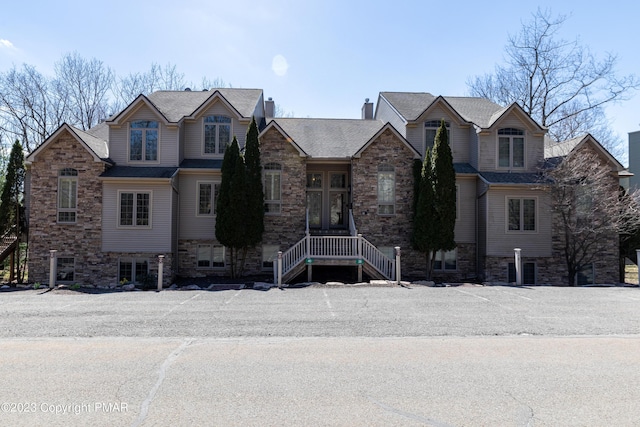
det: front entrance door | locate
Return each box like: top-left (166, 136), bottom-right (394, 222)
top-left (306, 169), bottom-right (348, 231)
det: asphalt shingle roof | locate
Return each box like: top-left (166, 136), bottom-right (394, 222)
top-left (380, 92), bottom-right (505, 127)
top-left (479, 171), bottom-right (547, 185)
top-left (147, 88), bottom-right (262, 122)
top-left (271, 118), bottom-right (387, 158)
top-left (100, 166), bottom-right (178, 179)
top-left (180, 159), bottom-right (223, 169)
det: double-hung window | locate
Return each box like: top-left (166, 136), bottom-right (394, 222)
top-left (204, 115), bottom-right (232, 155)
top-left (425, 120), bottom-right (450, 151)
top-left (264, 163), bottom-right (282, 214)
top-left (378, 164), bottom-right (395, 215)
top-left (508, 198), bottom-right (536, 231)
top-left (119, 191), bottom-right (151, 227)
top-left (197, 182), bottom-right (219, 216)
top-left (129, 120), bottom-right (158, 162)
top-left (498, 128), bottom-right (524, 168)
top-left (58, 168), bottom-right (78, 223)
top-left (197, 244), bottom-right (225, 268)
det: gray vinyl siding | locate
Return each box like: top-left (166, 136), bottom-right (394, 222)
top-left (469, 127), bottom-right (479, 170)
top-left (415, 107), bottom-right (471, 163)
top-left (183, 103), bottom-right (248, 159)
top-left (478, 115), bottom-right (544, 172)
top-left (108, 107), bottom-right (179, 167)
top-left (454, 177), bottom-right (476, 243)
top-left (374, 98), bottom-right (406, 138)
top-left (178, 172), bottom-right (219, 240)
top-left (484, 187), bottom-right (552, 257)
top-left (476, 180), bottom-right (489, 262)
top-left (102, 181), bottom-right (174, 252)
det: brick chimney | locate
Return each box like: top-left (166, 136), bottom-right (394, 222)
top-left (361, 98), bottom-right (374, 120)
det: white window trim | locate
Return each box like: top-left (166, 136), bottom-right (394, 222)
top-left (496, 128), bottom-right (526, 169)
top-left (196, 181), bottom-right (217, 217)
top-left (117, 190), bottom-right (153, 229)
top-left (57, 170), bottom-right (78, 224)
top-left (505, 196), bottom-right (538, 233)
top-left (202, 115), bottom-right (233, 157)
top-left (128, 120), bottom-right (160, 164)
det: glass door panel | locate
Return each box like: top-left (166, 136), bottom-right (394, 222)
top-left (330, 192), bottom-right (346, 227)
top-left (306, 192), bottom-right (322, 228)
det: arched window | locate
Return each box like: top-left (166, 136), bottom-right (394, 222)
top-left (264, 163), bottom-right (282, 214)
top-left (377, 164), bottom-right (395, 215)
top-left (58, 168), bottom-right (78, 223)
top-left (498, 128), bottom-right (525, 168)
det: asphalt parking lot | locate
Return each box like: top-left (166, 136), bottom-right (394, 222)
top-left (1, 284), bottom-right (639, 426)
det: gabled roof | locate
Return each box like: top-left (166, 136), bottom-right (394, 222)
top-left (379, 92), bottom-right (506, 127)
top-left (261, 118), bottom-right (418, 159)
top-left (26, 123), bottom-right (110, 164)
top-left (108, 89), bottom-right (263, 125)
top-left (545, 133), bottom-right (626, 172)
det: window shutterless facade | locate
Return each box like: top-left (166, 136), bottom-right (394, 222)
top-left (197, 181), bottom-right (219, 216)
top-left (264, 163), bottom-right (282, 214)
top-left (118, 191), bottom-right (151, 227)
top-left (204, 115), bottom-right (232, 155)
top-left (507, 197), bottom-right (536, 231)
top-left (129, 120), bottom-right (159, 162)
top-left (58, 168), bottom-right (78, 223)
top-left (498, 128), bottom-right (524, 168)
top-left (377, 164), bottom-right (395, 215)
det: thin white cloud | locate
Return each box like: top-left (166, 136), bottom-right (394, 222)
top-left (0, 39), bottom-right (15, 49)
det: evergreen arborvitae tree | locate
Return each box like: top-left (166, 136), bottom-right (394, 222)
top-left (215, 137), bottom-right (242, 276)
top-left (412, 120), bottom-right (456, 280)
top-left (0, 140), bottom-right (25, 282)
top-left (431, 119), bottom-right (456, 253)
top-left (411, 148), bottom-right (438, 279)
top-left (243, 116), bottom-right (264, 247)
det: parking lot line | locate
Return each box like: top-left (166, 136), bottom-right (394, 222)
top-left (455, 288), bottom-right (490, 302)
top-left (323, 289), bottom-right (336, 317)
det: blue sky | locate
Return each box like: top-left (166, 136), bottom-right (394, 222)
top-left (1, 0), bottom-right (638, 158)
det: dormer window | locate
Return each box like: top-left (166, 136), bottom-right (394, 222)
top-left (425, 120), bottom-right (450, 151)
top-left (498, 128), bottom-right (524, 168)
top-left (129, 120), bottom-right (158, 162)
top-left (204, 115), bottom-right (232, 155)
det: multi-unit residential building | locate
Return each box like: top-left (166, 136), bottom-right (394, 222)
top-left (24, 87), bottom-right (627, 287)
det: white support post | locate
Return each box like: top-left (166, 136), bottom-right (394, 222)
top-left (395, 246), bottom-right (401, 285)
top-left (49, 250), bottom-right (57, 289)
top-left (514, 248), bottom-right (522, 286)
top-left (277, 251), bottom-right (283, 287)
top-left (157, 255), bottom-right (164, 292)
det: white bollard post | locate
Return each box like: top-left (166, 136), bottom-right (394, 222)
top-left (395, 246), bottom-right (401, 285)
top-left (277, 251), bottom-right (283, 287)
top-left (514, 248), bottom-right (522, 286)
top-left (157, 255), bottom-right (164, 292)
top-left (49, 250), bottom-right (57, 289)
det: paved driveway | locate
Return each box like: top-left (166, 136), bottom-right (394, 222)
top-left (1, 285), bottom-right (639, 426)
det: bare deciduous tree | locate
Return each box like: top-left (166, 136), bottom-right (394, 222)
top-left (55, 52), bottom-right (114, 130)
top-left (468, 8), bottom-right (639, 158)
top-left (543, 145), bottom-right (640, 285)
top-left (0, 64), bottom-right (65, 152)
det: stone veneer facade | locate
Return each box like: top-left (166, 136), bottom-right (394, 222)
top-left (28, 130), bottom-right (108, 286)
